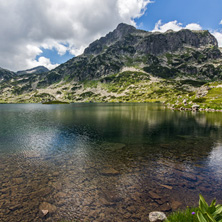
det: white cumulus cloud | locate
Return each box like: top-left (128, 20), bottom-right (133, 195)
top-left (153, 20), bottom-right (183, 32)
top-left (220, 20), bottom-right (222, 25)
top-left (212, 32), bottom-right (222, 47)
top-left (26, 57), bottom-right (59, 71)
top-left (0, 0), bottom-right (151, 71)
top-left (117, 0), bottom-right (151, 25)
top-left (152, 20), bottom-right (222, 47)
top-left (185, 23), bottom-right (202, 31)
top-left (152, 20), bottom-right (202, 33)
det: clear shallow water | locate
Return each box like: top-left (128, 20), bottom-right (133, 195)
top-left (0, 103), bottom-right (222, 221)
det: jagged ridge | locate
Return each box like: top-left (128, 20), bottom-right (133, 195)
top-left (39, 23), bottom-right (221, 84)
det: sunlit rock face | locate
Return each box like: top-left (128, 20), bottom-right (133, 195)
top-left (54, 24), bottom-right (220, 81)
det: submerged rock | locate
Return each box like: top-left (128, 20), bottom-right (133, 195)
top-left (159, 203), bottom-right (172, 212)
top-left (102, 142), bottom-right (125, 151)
top-left (41, 209), bottom-right (49, 216)
top-left (160, 184), bottom-right (173, 190)
top-left (149, 191), bottom-right (161, 200)
top-left (182, 172), bottom-right (197, 182)
top-left (39, 202), bottom-right (57, 214)
top-left (171, 200), bottom-right (182, 210)
top-left (100, 168), bottom-right (120, 176)
top-left (13, 178), bottom-right (23, 184)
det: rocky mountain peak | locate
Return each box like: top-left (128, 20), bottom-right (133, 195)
top-left (84, 24), bottom-right (218, 57)
top-left (84, 23), bottom-right (136, 55)
top-left (50, 24), bottom-right (221, 82)
top-left (115, 23), bottom-right (136, 35)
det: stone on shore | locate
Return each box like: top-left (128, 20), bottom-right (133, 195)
top-left (192, 104), bottom-right (200, 111)
top-left (149, 211), bottom-right (167, 222)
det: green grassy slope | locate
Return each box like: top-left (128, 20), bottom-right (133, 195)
top-left (1, 70), bottom-right (221, 111)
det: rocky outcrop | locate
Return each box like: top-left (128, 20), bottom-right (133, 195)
top-left (192, 104), bottom-right (200, 111)
top-left (135, 29), bottom-right (218, 56)
top-left (0, 67), bottom-right (15, 83)
top-left (84, 23), bottom-right (137, 55)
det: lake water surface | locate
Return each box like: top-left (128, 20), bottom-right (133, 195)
top-left (0, 103), bottom-right (222, 221)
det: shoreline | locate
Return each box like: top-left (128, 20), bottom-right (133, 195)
top-left (0, 101), bottom-right (222, 112)
top-left (168, 106), bottom-right (222, 112)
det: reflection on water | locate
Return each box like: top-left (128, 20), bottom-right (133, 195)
top-left (0, 103), bottom-right (222, 221)
top-left (208, 144), bottom-right (222, 181)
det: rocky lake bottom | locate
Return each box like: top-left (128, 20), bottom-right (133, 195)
top-left (0, 103), bottom-right (222, 221)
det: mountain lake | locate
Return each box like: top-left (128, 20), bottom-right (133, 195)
top-left (0, 103), bottom-right (222, 221)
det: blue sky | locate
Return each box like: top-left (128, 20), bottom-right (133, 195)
top-left (136, 0), bottom-right (222, 31)
top-left (0, 0), bottom-right (222, 71)
top-left (36, 48), bottom-right (73, 65)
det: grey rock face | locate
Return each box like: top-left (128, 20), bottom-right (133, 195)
top-left (84, 23), bottom-right (137, 55)
top-left (49, 23), bottom-right (220, 81)
top-left (85, 24), bottom-right (217, 57)
top-left (0, 67), bottom-right (15, 83)
top-left (135, 29), bottom-right (218, 55)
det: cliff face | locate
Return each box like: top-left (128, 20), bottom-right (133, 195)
top-left (84, 23), bottom-right (137, 55)
top-left (134, 29), bottom-right (218, 55)
top-left (84, 25), bottom-right (218, 56)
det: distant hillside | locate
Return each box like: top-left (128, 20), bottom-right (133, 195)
top-left (17, 66), bottom-right (49, 75)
